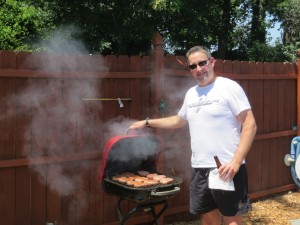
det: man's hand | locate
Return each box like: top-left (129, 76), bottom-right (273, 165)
top-left (129, 120), bottom-right (147, 129)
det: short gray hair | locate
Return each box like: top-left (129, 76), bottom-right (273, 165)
top-left (186, 46), bottom-right (211, 61)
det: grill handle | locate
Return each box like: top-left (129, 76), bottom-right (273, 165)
top-left (150, 187), bottom-right (180, 196)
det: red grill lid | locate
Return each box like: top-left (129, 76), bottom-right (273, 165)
top-left (99, 134), bottom-right (160, 184)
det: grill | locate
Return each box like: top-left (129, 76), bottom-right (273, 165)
top-left (99, 134), bottom-right (183, 225)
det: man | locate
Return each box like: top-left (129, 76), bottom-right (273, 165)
top-left (130, 46), bottom-right (257, 225)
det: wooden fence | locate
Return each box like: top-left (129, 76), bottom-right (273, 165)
top-left (0, 33), bottom-right (299, 225)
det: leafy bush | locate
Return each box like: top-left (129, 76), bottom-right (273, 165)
top-left (0, 0), bottom-right (54, 51)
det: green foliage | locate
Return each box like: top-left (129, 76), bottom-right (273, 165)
top-left (0, 0), bottom-right (55, 51)
top-left (151, 0), bottom-right (182, 11)
top-left (281, 41), bottom-right (300, 62)
top-left (46, 0), bottom-right (161, 55)
top-left (248, 41), bottom-right (284, 62)
top-left (279, 0), bottom-right (300, 42)
top-left (0, 0), bottom-right (299, 62)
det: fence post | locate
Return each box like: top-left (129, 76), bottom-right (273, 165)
top-left (151, 32), bottom-right (164, 118)
top-left (297, 49), bottom-right (300, 136)
top-left (150, 32), bottom-right (165, 225)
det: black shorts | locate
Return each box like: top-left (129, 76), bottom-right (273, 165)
top-left (189, 164), bottom-right (251, 216)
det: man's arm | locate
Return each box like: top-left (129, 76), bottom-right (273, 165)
top-left (130, 115), bottom-right (187, 129)
top-left (220, 109), bottom-right (257, 180)
top-left (233, 109), bottom-right (257, 165)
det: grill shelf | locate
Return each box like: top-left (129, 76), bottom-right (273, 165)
top-left (117, 197), bottom-right (169, 225)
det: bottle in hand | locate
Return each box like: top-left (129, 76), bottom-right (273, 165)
top-left (214, 155), bottom-right (222, 169)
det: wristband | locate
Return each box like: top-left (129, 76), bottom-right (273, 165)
top-left (146, 117), bottom-right (150, 127)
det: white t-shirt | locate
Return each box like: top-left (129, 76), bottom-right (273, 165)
top-left (178, 77), bottom-right (251, 168)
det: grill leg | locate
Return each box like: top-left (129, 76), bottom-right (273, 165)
top-left (117, 198), bottom-right (141, 225)
top-left (150, 200), bottom-right (169, 225)
top-left (116, 198), bottom-right (169, 225)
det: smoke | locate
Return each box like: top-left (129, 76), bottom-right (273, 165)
top-left (102, 115), bottom-right (143, 139)
top-left (0, 24), bottom-right (195, 223)
top-left (0, 24), bottom-right (113, 222)
top-left (36, 25), bottom-right (88, 54)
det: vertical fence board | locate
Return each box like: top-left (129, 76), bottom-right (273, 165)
top-left (61, 79), bottom-right (78, 154)
top-left (247, 78), bottom-right (263, 192)
top-left (32, 52), bottom-right (49, 71)
top-left (90, 160), bottom-right (103, 224)
top-left (0, 78), bottom-right (16, 224)
top-left (15, 78), bottom-right (32, 225)
top-left (277, 80), bottom-right (286, 130)
top-left (16, 52), bottom-right (33, 70)
top-left (260, 80), bottom-right (271, 190)
top-left (141, 56), bottom-right (151, 71)
top-left (16, 167), bottom-right (31, 225)
top-left (47, 79), bottom-right (63, 155)
top-left (105, 55), bottom-right (118, 72)
top-left (0, 168), bottom-right (16, 225)
top-left (46, 163), bottom-right (62, 224)
top-left (91, 80), bottom-right (103, 149)
top-left (76, 54), bottom-right (93, 72)
top-left (223, 60), bottom-right (233, 73)
top-left (44, 78), bottom-right (63, 224)
top-left (214, 59), bottom-right (223, 74)
top-left (270, 83), bottom-right (278, 132)
top-left (247, 141), bottom-right (262, 192)
top-left (59, 54), bottom-right (78, 72)
top-left (102, 78), bottom-right (119, 223)
top-left (117, 79), bottom-right (130, 119)
top-left (232, 60), bottom-right (241, 74)
top-left (118, 55), bottom-right (130, 72)
top-left (277, 137), bottom-right (289, 186)
top-left (285, 80), bottom-right (297, 130)
top-left (269, 139), bottom-right (279, 187)
top-left (76, 162), bottom-right (90, 225)
top-left (263, 80), bottom-right (271, 133)
top-left (141, 78), bottom-right (151, 118)
top-left (32, 165), bottom-right (47, 225)
top-left (15, 78), bottom-right (32, 157)
top-left (261, 140), bottom-right (270, 190)
top-left (31, 78), bottom-right (48, 157)
top-left (0, 78), bottom-right (16, 159)
top-left (240, 61), bottom-right (250, 74)
top-left (129, 79), bottom-right (142, 119)
top-left (90, 55), bottom-right (106, 72)
top-left (77, 79), bottom-right (95, 152)
top-left (0, 51), bottom-right (16, 69)
top-left (60, 162), bottom-right (76, 225)
top-left (130, 56), bottom-right (142, 72)
top-left (282, 136), bottom-right (294, 184)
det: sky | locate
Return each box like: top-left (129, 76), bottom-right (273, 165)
top-left (267, 18), bottom-right (283, 45)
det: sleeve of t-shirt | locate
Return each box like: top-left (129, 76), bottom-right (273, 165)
top-left (178, 94), bottom-right (188, 120)
top-left (226, 80), bottom-right (251, 116)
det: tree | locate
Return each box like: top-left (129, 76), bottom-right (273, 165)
top-left (278, 0), bottom-right (300, 61)
top-left (1, 0), bottom-right (298, 62)
top-left (0, 0), bottom-right (54, 51)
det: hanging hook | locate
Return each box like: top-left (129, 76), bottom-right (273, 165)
top-left (117, 98), bottom-right (124, 108)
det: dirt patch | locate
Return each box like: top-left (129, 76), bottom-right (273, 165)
top-left (243, 190), bottom-right (300, 225)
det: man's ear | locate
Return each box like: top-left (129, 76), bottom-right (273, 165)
top-left (210, 57), bottom-right (216, 67)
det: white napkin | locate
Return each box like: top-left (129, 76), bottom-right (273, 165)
top-left (208, 168), bottom-right (235, 191)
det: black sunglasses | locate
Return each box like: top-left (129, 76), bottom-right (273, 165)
top-left (188, 58), bottom-right (210, 70)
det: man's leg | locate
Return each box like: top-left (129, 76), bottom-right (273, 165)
top-left (223, 215), bottom-right (243, 225)
top-left (200, 209), bottom-right (221, 225)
